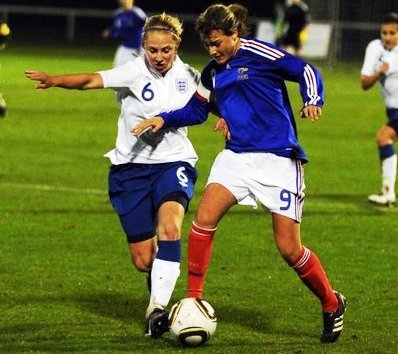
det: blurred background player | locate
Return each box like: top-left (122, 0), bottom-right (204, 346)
top-left (273, 0), bottom-right (286, 47)
top-left (279, 0), bottom-right (310, 57)
top-left (0, 21), bottom-right (11, 117)
top-left (102, 0), bottom-right (147, 67)
top-left (26, 13), bottom-right (200, 339)
top-left (361, 13), bottom-right (398, 206)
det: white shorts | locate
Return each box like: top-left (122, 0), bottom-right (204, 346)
top-left (114, 45), bottom-right (141, 67)
top-left (206, 149), bottom-right (305, 222)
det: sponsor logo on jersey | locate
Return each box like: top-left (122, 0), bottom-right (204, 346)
top-left (176, 78), bottom-right (188, 93)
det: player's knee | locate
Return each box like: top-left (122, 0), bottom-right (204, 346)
top-left (195, 213), bottom-right (218, 229)
top-left (278, 246), bottom-right (301, 265)
top-left (131, 253), bottom-right (153, 272)
top-left (376, 131), bottom-right (386, 145)
top-left (377, 127), bottom-right (394, 145)
top-left (159, 222), bottom-right (181, 240)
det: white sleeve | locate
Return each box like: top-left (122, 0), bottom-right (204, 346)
top-left (361, 40), bottom-right (380, 76)
top-left (98, 62), bottom-right (140, 90)
top-left (384, 52), bottom-right (398, 74)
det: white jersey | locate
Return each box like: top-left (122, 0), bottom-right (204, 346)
top-left (98, 55), bottom-right (200, 166)
top-left (361, 39), bottom-right (398, 108)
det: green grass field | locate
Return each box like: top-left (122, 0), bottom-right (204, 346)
top-left (0, 44), bottom-right (397, 353)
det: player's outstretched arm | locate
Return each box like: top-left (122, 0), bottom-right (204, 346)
top-left (25, 71), bottom-right (104, 90)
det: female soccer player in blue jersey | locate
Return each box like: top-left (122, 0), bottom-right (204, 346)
top-left (132, 3), bottom-right (346, 343)
top-left (361, 13), bottom-right (398, 206)
top-left (102, 0), bottom-right (147, 67)
top-left (26, 13), bottom-right (201, 339)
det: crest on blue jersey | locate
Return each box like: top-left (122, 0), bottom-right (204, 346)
top-left (176, 78), bottom-right (188, 93)
top-left (237, 67), bottom-right (249, 80)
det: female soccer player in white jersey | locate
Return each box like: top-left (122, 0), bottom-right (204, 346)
top-left (133, 3), bottom-right (346, 343)
top-left (361, 13), bottom-right (398, 206)
top-left (26, 13), bottom-right (200, 339)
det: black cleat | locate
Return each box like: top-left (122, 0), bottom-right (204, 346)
top-left (145, 308), bottom-right (169, 338)
top-left (321, 292), bottom-right (346, 343)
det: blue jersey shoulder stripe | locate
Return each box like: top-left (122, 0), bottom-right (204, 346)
top-left (240, 38), bottom-right (285, 61)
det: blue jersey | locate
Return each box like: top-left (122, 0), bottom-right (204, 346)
top-left (110, 7), bottom-right (147, 49)
top-left (161, 38), bottom-right (324, 162)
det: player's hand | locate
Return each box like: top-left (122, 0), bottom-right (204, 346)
top-left (214, 118), bottom-right (231, 140)
top-left (131, 116), bottom-right (165, 135)
top-left (25, 70), bottom-right (53, 89)
top-left (299, 105), bottom-right (322, 122)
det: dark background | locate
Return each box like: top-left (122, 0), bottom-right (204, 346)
top-left (1, 1), bottom-right (278, 51)
top-left (2, 0), bottom-right (398, 59)
top-left (7, 0), bottom-right (276, 17)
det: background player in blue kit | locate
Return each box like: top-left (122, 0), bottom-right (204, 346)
top-left (26, 13), bottom-right (200, 339)
top-left (133, 3), bottom-right (346, 343)
top-left (102, 0), bottom-right (147, 67)
top-left (361, 13), bottom-right (398, 206)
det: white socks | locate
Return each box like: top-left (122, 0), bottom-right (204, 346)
top-left (382, 154), bottom-right (397, 196)
top-left (149, 258), bottom-right (180, 308)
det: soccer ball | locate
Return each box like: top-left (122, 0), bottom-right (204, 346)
top-left (168, 298), bottom-right (217, 347)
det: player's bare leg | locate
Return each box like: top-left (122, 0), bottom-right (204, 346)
top-left (128, 237), bottom-right (157, 273)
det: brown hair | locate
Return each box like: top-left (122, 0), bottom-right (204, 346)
top-left (195, 3), bottom-right (250, 38)
top-left (382, 12), bottom-right (398, 25)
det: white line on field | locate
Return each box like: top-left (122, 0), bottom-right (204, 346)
top-left (0, 182), bottom-right (106, 195)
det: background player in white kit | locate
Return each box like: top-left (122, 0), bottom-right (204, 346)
top-left (361, 13), bottom-right (398, 206)
top-left (102, 0), bottom-right (147, 67)
top-left (26, 13), bottom-right (200, 339)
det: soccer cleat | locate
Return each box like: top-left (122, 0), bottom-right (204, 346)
top-left (320, 292), bottom-right (346, 343)
top-left (145, 307), bottom-right (169, 338)
top-left (368, 191), bottom-right (396, 206)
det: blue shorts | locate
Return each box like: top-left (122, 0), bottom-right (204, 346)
top-left (108, 161), bottom-right (197, 243)
top-left (387, 108), bottom-right (398, 133)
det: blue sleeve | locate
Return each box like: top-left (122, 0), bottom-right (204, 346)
top-left (299, 63), bottom-right (324, 107)
top-left (109, 18), bottom-right (121, 39)
top-left (274, 52), bottom-right (324, 107)
top-left (161, 63), bottom-right (215, 128)
top-left (161, 93), bottom-right (211, 128)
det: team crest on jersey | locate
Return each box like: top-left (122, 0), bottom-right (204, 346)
top-left (175, 78), bottom-right (188, 93)
top-left (237, 67), bottom-right (249, 81)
